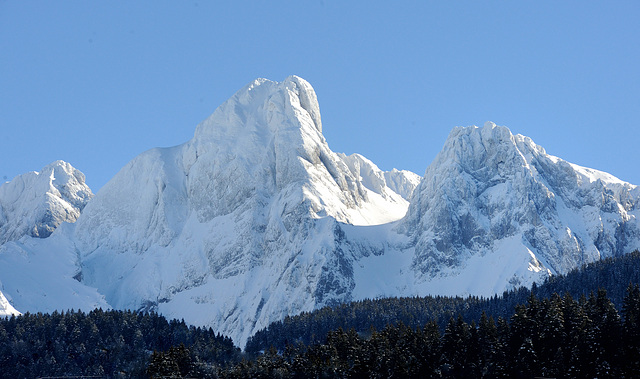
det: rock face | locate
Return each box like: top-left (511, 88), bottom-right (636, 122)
top-left (0, 160), bottom-right (93, 244)
top-left (0, 78), bottom-right (637, 348)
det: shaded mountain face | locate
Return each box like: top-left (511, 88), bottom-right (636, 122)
top-left (0, 77), bottom-right (637, 347)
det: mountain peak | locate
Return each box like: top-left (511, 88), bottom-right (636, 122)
top-left (0, 160), bottom-right (92, 243)
top-left (194, 76), bottom-right (322, 143)
top-left (402, 121), bottom-right (639, 285)
top-left (446, 122), bottom-right (518, 149)
top-left (282, 75), bottom-right (322, 133)
top-left (61, 76), bottom-right (418, 346)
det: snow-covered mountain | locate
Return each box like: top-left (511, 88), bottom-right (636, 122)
top-left (67, 77), bottom-right (419, 346)
top-left (372, 122), bottom-right (640, 296)
top-left (0, 77), bottom-right (637, 347)
top-left (0, 160), bottom-right (92, 244)
top-left (0, 76), bottom-right (419, 344)
top-left (0, 160), bottom-right (94, 317)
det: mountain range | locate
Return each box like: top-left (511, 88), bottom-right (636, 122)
top-left (1, 76), bottom-right (638, 346)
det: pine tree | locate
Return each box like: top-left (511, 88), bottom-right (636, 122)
top-left (561, 292), bottom-right (592, 377)
top-left (440, 315), bottom-right (472, 377)
top-left (509, 301), bottom-right (540, 377)
top-left (587, 288), bottom-right (623, 377)
top-left (623, 283), bottom-right (640, 376)
top-left (477, 312), bottom-right (499, 377)
top-left (537, 294), bottom-right (564, 377)
top-left (414, 321), bottom-right (441, 378)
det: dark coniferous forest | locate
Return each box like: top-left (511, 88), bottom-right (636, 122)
top-left (221, 284), bottom-right (640, 378)
top-left (0, 309), bottom-right (240, 378)
top-left (1, 250), bottom-right (640, 378)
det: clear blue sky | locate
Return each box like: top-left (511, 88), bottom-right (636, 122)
top-left (1, 1), bottom-right (639, 191)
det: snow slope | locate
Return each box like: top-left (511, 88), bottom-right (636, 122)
top-left (0, 78), bottom-right (637, 348)
top-left (0, 225), bottom-right (110, 314)
top-left (0, 282), bottom-right (20, 317)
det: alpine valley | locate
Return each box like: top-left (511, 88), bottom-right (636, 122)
top-left (1, 76), bottom-right (638, 347)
